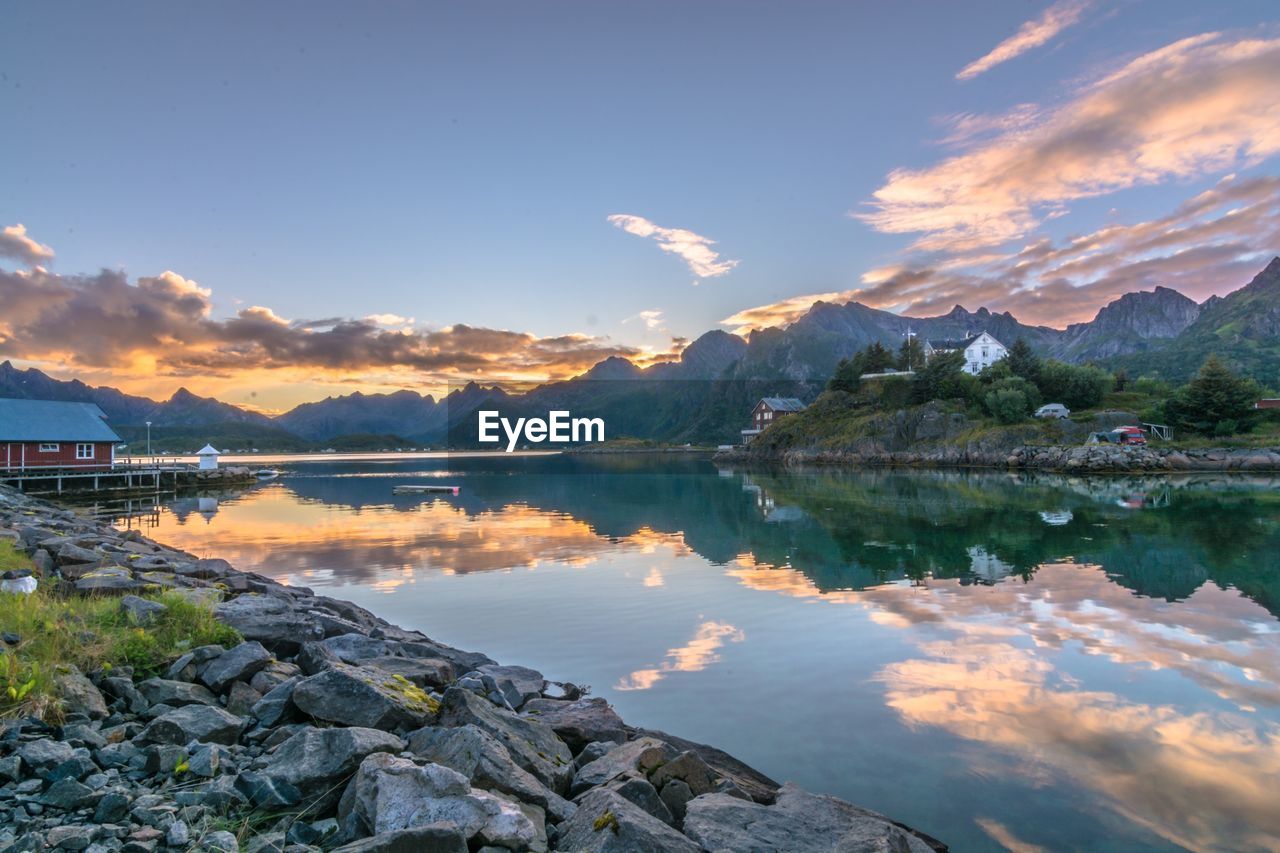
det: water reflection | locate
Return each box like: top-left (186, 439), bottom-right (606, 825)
top-left (125, 457), bottom-right (1280, 852)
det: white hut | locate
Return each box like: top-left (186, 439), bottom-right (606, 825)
top-left (196, 444), bottom-right (220, 470)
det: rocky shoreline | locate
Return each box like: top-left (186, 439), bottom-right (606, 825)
top-left (723, 443), bottom-right (1280, 474)
top-left (0, 484), bottom-right (944, 853)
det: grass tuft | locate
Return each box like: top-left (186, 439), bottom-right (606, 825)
top-left (0, 544), bottom-right (240, 721)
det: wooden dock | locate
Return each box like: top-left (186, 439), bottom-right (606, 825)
top-left (0, 459), bottom-right (192, 497)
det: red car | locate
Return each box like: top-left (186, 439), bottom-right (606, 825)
top-left (1112, 426), bottom-right (1147, 445)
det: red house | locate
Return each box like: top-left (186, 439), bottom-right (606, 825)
top-left (0, 399), bottom-right (122, 472)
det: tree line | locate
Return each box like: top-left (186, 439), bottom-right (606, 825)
top-left (826, 339), bottom-right (1266, 436)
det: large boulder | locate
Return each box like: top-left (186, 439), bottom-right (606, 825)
top-left (56, 667), bottom-right (108, 719)
top-left (522, 697), bottom-right (627, 753)
top-left (139, 704), bottom-right (244, 746)
top-left (264, 726), bottom-right (404, 796)
top-left (436, 687), bottom-right (573, 794)
top-left (330, 825), bottom-right (466, 853)
top-left (214, 594), bottom-right (324, 654)
top-left (251, 676), bottom-right (301, 727)
top-left (572, 738), bottom-right (673, 796)
top-left (74, 566), bottom-right (141, 594)
top-left (344, 753), bottom-right (537, 850)
top-left (366, 656), bottom-right (455, 689)
top-left (407, 724), bottom-right (575, 822)
top-left (200, 641), bottom-right (273, 693)
top-left (554, 787), bottom-right (702, 852)
top-left (292, 663), bottom-right (436, 731)
top-left (137, 678), bottom-right (218, 708)
top-left (476, 664), bottom-right (545, 709)
top-left (632, 727), bottom-right (780, 804)
top-left (682, 783), bottom-right (936, 853)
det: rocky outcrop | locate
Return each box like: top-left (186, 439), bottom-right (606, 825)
top-left (0, 483), bottom-right (946, 853)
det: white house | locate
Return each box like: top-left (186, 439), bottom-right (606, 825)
top-left (923, 331), bottom-right (1007, 376)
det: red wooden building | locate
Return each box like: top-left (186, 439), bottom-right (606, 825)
top-left (0, 399), bottom-right (122, 473)
top-left (740, 396), bottom-right (806, 444)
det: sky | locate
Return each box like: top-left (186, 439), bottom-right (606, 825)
top-left (2, 1), bottom-right (1279, 411)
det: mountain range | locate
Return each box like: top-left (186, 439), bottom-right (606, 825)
top-left (1, 257), bottom-right (1276, 446)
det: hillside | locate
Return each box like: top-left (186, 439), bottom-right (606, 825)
top-left (1109, 258), bottom-right (1280, 384)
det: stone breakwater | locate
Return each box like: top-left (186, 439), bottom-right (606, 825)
top-left (0, 485), bottom-right (944, 853)
top-left (725, 443), bottom-right (1280, 474)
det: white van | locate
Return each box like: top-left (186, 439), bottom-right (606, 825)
top-left (1035, 403), bottom-right (1071, 419)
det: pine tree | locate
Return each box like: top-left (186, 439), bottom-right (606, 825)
top-left (1005, 339), bottom-right (1042, 386)
top-left (897, 337), bottom-right (924, 372)
top-left (1166, 355), bottom-right (1259, 435)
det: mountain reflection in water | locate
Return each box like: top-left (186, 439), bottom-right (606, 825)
top-left (123, 456), bottom-right (1280, 852)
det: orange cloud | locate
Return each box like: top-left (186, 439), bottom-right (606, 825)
top-left (956, 0), bottom-right (1093, 81)
top-left (864, 32), bottom-right (1280, 252)
top-left (616, 620), bottom-right (746, 691)
top-left (607, 214), bottom-right (739, 279)
top-left (0, 223), bottom-right (55, 267)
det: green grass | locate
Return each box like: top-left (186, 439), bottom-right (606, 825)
top-left (0, 544), bottom-right (241, 721)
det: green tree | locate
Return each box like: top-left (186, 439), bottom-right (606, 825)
top-left (1037, 360), bottom-right (1112, 410)
top-left (1005, 339), bottom-right (1042, 386)
top-left (827, 342), bottom-right (896, 394)
top-left (1165, 355), bottom-right (1260, 436)
top-left (863, 342), bottom-right (895, 374)
top-left (1113, 368), bottom-right (1129, 392)
top-left (896, 336), bottom-right (925, 372)
top-left (984, 377), bottom-right (1040, 423)
top-left (910, 350), bottom-right (966, 404)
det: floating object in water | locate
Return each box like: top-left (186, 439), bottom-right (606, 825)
top-left (254, 469), bottom-right (281, 479)
top-left (393, 484), bottom-right (460, 495)
top-left (1, 570), bottom-right (37, 596)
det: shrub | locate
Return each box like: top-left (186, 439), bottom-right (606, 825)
top-left (1037, 361), bottom-right (1112, 410)
top-left (986, 389), bottom-right (1031, 424)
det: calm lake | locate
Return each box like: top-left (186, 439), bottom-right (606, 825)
top-left (114, 454), bottom-right (1280, 852)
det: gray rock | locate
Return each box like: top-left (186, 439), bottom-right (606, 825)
top-left (226, 680), bottom-right (263, 716)
top-left (365, 656), bottom-right (454, 689)
top-left (407, 724), bottom-right (575, 822)
top-left (175, 558), bottom-right (234, 579)
top-left (575, 741), bottom-right (618, 768)
top-left (292, 663), bottom-right (435, 731)
top-left (214, 594), bottom-right (324, 654)
top-left (235, 770), bottom-right (303, 808)
top-left (73, 566), bottom-right (139, 594)
top-left (38, 778), bottom-right (96, 810)
top-left (164, 644), bottom-right (226, 681)
top-left (346, 753), bottom-right (536, 849)
top-left (138, 704), bottom-right (244, 745)
top-left (57, 542), bottom-right (102, 565)
top-left (476, 664), bottom-right (545, 709)
top-left (318, 633), bottom-right (394, 664)
top-left (251, 675), bottom-right (301, 726)
top-left (136, 678), bottom-right (218, 708)
top-left (187, 743), bottom-right (222, 777)
top-left (101, 675), bottom-right (150, 714)
top-left (330, 824), bottom-right (466, 853)
top-left (166, 820), bottom-right (189, 847)
top-left (605, 776), bottom-right (673, 826)
top-left (55, 668), bottom-right (108, 719)
top-left (682, 783), bottom-right (935, 853)
top-left (119, 595), bottom-right (167, 625)
top-left (650, 750), bottom-right (716, 796)
top-left (572, 737), bottom-right (673, 796)
top-left (94, 790), bottom-right (132, 823)
top-left (200, 641), bottom-right (273, 693)
top-left (658, 778), bottom-right (694, 822)
top-left (555, 787), bottom-right (701, 853)
top-left (204, 829), bottom-right (240, 852)
top-left (47, 752), bottom-right (99, 783)
top-left (264, 726), bottom-right (404, 796)
top-left (249, 660), bottom-right (302, 694)
top-left (522, 697), bottom-right (627, 753)
top-left (436, 686), bottom-right (573, 794)
top-left (17, 738), bottom-right (75, 771)
top-left (632, 727), bottom-right (781, 804)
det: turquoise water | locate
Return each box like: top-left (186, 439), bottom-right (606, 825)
top-left (131, 455), bottom-right (1280, 852)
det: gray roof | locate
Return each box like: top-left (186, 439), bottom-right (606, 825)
top-left (0, 399), bottom-right (122, 442)
top-left (926, 336), bottom-right (979, 351)
top-left (759, 397), bottom-right (806, 412)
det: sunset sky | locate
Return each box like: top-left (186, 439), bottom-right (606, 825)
top-left (2, 1), bottom-right (1279, 411)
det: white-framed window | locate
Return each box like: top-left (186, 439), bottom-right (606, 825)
top-left (38, 443), bottom-right (59, 452)
top-left (76, 443), bottom-right (95, 459)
